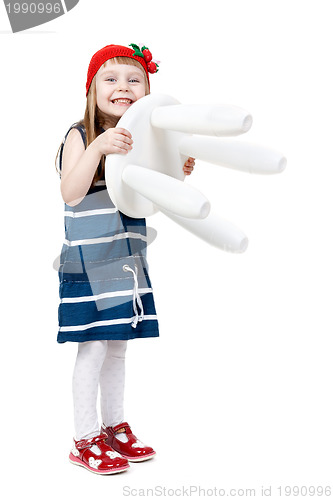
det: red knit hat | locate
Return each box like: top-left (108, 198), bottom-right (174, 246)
top-left (85, 43), bottom-right (159, 96)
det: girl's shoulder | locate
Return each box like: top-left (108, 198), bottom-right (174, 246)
top-left (58, 122), bottom-right (87, 173)
top-left (64, 122), bottom-right (87, 148)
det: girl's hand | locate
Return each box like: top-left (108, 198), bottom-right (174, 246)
top-left (183, 157), bottom-right (195, 175)
top-left (95, 127), bottom-right (133, 156)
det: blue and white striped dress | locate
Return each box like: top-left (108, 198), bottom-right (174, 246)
top-left (57, 124), bottom-right (159, 343)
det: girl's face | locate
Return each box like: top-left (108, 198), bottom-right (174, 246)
top-left (96, 61), bottom-right (147, 120)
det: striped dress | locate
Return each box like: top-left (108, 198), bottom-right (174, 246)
top-left (57, 124), bottom-right (159, 343)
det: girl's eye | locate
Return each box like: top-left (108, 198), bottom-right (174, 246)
top-left (129, 79), bottom-right (140, 83)
top-left (107, 78), bottom-right (116, 82)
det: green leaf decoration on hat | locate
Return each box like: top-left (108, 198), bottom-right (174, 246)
top-left (129, 43), bottom-right (144, 58)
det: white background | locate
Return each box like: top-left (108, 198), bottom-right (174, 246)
top-left (1, 0), bottom-right (333, 498)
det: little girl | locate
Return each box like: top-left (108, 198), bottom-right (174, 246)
top-left (57, 43), bottom-right (195, 475)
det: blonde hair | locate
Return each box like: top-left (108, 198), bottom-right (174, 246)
top-left (56, 56), bottom-right (150, 184)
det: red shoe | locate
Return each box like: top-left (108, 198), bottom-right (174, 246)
top-left (102, 422), bottom-right (156, 462)
top-left (69, 432), bottom-right (130, 475)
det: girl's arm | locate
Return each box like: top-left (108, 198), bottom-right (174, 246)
top-left (60, 127), bottom-right (133, 206)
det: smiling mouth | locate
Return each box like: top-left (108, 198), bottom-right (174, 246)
top-left (111, 98), bottom-right (133, 105)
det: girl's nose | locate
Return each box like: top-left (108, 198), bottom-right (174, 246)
top-left (117, 80), bottom-right (129, 91)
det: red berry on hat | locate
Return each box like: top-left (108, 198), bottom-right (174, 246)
top-left (147, 61), bottom-right (158, 74)
top-left (142, 48), bottom-right (152, 63)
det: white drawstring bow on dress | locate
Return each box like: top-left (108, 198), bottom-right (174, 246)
top-left (123, 264), bottom-right (144, 328)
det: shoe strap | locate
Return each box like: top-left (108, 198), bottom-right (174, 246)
top-left (112, 422), bottom-right (131, 435)
top-left (75, 432), bottom-right (108, 450)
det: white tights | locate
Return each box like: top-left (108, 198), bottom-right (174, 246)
top-left (72, 340), bottom-right (127, 440)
